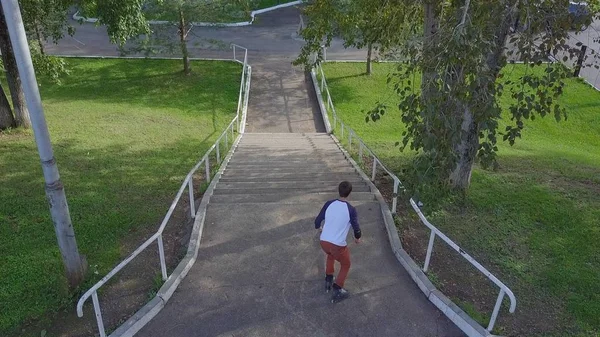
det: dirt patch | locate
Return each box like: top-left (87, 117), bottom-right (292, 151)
top-left (15, 175), bottom-right (208, 337)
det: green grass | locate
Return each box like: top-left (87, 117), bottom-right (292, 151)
top-left (322, 62), bottom-right (600, 336)
top-left (0, 58), bottom-right (241, 335)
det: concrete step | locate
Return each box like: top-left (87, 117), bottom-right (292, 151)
top-left (210, 192), bottom-right (375, 204)
top-left (219, 172), bottom-right (362, 182)
top-left (227, 159), bottom-right (350, 171)
top-left (214, 181), bottom-right (368, 190)
top-left (222, 166), bottom-right (357, 174)
top-left (213, 184), bottom-right (371, 195)
top-left (219, 176), bottom-right (364, 183)
top-left (225, 163), bottom-right (350, 170)
top-left (231, 150), bottom-right (346, 161)
top-left (235, 146), bottom-right (341, 152)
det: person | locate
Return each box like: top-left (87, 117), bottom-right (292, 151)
top-left (314, 181), bottom-right (362, 303)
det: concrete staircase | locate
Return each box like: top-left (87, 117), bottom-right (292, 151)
top-left (215, 133), bottom-right (371, 201)
top-left (137, 132), bottom-right (464, 337)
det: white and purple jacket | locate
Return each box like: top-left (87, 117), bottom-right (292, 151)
top-left (314, 199), bottom-right (362, 247)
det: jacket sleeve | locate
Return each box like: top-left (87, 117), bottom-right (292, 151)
top-left (349, 204), bottom-right (362, 239)
top-left (315, 200), bottom-right (333, 229)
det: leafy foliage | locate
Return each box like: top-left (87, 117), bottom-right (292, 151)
top-left (295, 0), bottom-right (411, 69)
top-left (362, 0), bottom-right (598, 189)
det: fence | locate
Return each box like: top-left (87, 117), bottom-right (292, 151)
top-left (314, 62), bottom-right (516, 333)
top-left (76, 45), bottom-right (251, 337)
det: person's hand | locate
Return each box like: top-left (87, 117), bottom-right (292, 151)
top-left (355, 238), bottom-right (362, 244)
top-left (317, 227), bottom-right (322, 233)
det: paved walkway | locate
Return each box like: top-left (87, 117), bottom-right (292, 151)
top-left (136, 134), bottom-right (464, 337)
top-left (246, 59), bottom-right (325, 133)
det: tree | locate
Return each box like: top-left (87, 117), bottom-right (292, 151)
top-left (0, 1), bottom-right (31, 128)
top-left (361, 0), bottom-right (598, 190)
top-left (0, 82), bottom-right (14, 129)
top-left (296, 0), bottom-right (409, 75)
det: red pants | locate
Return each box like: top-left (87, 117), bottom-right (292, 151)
top-left (320, 240), bottom-right (351, 288)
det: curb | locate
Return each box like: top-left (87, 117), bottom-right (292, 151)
top-left (329, 135), bottom-right (492, 337)
top-left (52, 55), bottom-right (237, 62)
top-left (73, 1), bottom-right (302, 27)
top-left (108, 134), bottom-right (244, 337)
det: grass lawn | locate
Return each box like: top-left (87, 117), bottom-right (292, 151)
top-left (321, 62), bottom-right (600, 336)
top-left (0, 58), bottom-right (241, 335)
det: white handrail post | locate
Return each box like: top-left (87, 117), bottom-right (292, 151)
top-left (92, 292), bottom-right (106, 337)
top-left (341, 123), bottom-right (344, 139)
top-left (225, 129), bottom-right (228, 149)
top-left (358, 142), bottom-right (363, 163)
top-left (392, 179), bottom-right (399, 214)
top-left (205, 158), bottom-right (211, 183)
top-left (157, 234), bottom-right (168, 281)
top-left (488, 289), bottom-right (505, 332)
top-left (188, 178), bottom-right (195, 218)
top-left (348, 129), bottom-right (352, 153)
top-left (371, 158), bottom-right (377, 181)
top-left (216, 139), bottom-right (221, 164)
top-left (423, 230), bottom-right (436, 272)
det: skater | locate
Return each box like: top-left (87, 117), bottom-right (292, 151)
top-left (314, 181), bottom-right (362, 303)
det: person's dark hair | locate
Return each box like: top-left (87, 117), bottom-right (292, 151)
top-left (338, 181), bottom-right (353, 198)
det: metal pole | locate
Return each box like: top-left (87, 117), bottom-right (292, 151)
top-left (358, 142), bottom-right (363, 163)
top-left (371, 158), bottom-right (377, 181)
top-left (392, 179), bottom-right (399, 214)
top-left (188, 178), bottom-right (195, 218)
top-left (1, 0), bottom-right (86, 287)
top-left (488, 289), bottom-right (505, 332)
top-left (157, 234), bottom-right (168, 281)
top-left (423, 231), bottom-right (436, 272)
top-left (205, 157), bottom-right (211, 182)
top-left (91, 292), bottom-right (106, 337)
top-left (574, 45), bottom-right (587, 77)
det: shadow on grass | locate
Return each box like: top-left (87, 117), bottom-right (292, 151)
top-left (0, 134), bottom-right (227, 335)
top-left (40, 58), bottom-right (242, 115)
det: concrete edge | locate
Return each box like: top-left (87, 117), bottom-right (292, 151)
top-left (309, 68), bottom-right (332, 134)
top-left (108, 134), bottom-right (245, 337)
top-left (328, 134), bottom-right (492, 337)
top-left (72, 1), bottom-right (302, 27)
top-left (51, 55), bottom-right (237, 62)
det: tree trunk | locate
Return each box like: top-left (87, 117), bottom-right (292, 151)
top-left (35, 22), bottom-right (45, 55)
top-left (0, 4), bottom-right (31, 129)
top-left (449, 3), bottom-right (516, 190)
top-left (422, 0), bottom-right (440, 93)
top-left (366, 42), bottom-right (373, 75)
top-left (449, 107), bottom-right (479, 189)
top-left (0, 82), bottom-right (15, 130)
top-left (179, 8), bottom-right (191, 75)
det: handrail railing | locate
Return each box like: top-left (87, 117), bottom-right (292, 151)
top-left (314, 62), bottom-right (516, 333)
top-left (316, 63), bottom-right (402, 213)
top-left (409, 199), bottom-right (517, 332)
top-left (77, 46), bottom-right (252, 337)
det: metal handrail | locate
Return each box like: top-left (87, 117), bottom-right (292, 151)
top-left (314, 62), bottom-right (517, 333)
top-left (77, 46), bottom-right (252, 337)
top-left (316, 63), bottom-right (402, 213)
top-left (410, 198), bottom-right (517, 331)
